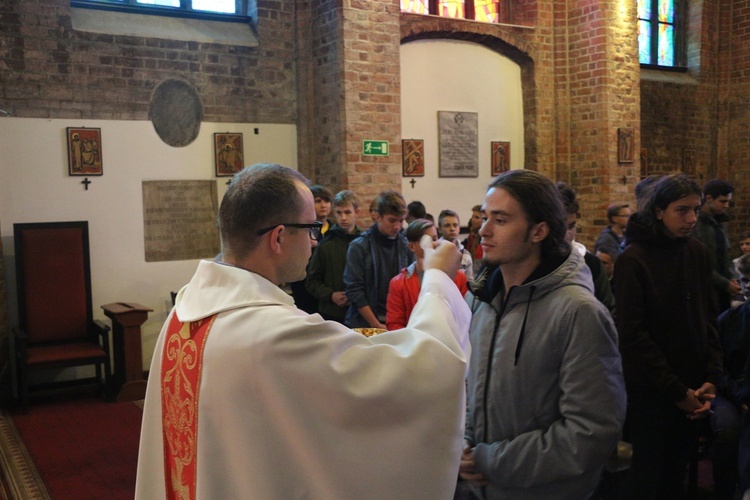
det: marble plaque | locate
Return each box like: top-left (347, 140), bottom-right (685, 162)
top-left (142, 181), bottom-right (220, 262)
top-left (438, 111), bottom-right (479, 177)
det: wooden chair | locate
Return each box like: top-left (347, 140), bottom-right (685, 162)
top-left (13, 221), bottom-right (111, 410)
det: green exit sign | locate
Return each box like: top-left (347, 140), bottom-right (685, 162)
top-left (363, 140), bottom-right (389, 156)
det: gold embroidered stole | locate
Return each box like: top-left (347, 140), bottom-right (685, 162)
top-left (160, 313), bottom-right (216, 500)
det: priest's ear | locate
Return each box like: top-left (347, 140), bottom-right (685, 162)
top-left (261, 225), bottom-right (286, 255)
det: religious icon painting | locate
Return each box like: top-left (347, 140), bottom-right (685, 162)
top-left (402, 139), bottom-right (425, 177)
top-left (682, 148), bottom-right (696, 177)
top-left (214, 133), bottom-right (245, 177)
top-left (66, 127), bottom-right (103, 176)
top-left (491, 141), bottom-right (510, 176)
top-left (617, 128), bottom-right (635, 163)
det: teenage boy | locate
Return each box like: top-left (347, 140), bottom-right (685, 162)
top-left (311, 184), bottom-right (334, 235)
top-left (695, 179), bottom-right (740, 312)
top-left (460, 170), bottom-right (624, 499)
top-left (438, 209), bottom-right (474, 280)
top-left (387, 218), bottom-right (469, 330)
top-left (306, 190), bottom-right (363, 322)
top-left (344, 190), bottom-right (415, 329)
top-left (290, 184), bottom-right (334, 313)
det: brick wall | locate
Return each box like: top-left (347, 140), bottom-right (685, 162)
top-left (339, 0), bottom-right (403, 204)
top-left (0, 0), bottom-right (298, 123)
top-left (640, 0), bottom-right (750, 252)
top-left (6, 0), bottom-right (750, 251)
top-left (297, 0), bottom-right (348, 189)
top-left (557, 0), bottom-right (641, 245)
top-left (726, 0), bottom-right (750, 244)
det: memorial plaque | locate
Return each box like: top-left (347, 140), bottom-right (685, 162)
top-left (438, 111), bottom-right (479, 177)
top-left (142, 181), bottom-right (221, 262)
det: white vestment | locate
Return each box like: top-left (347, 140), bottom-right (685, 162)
top-left (135, 260), bottom-right (470, 499)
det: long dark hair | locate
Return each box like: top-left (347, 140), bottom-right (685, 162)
top-left (489, 170), bottom-right (569, 259)
top-left (639, 173), bottom-right (701, 228)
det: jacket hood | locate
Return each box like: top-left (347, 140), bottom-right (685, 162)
top-left (468, 250), bottom-right (593, 366)
top-left (469, 249), bottom-right (592, 308)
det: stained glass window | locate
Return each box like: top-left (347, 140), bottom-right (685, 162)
top-left (638, 0), bottom-right (680, 67)
top-left (439, 0), bottom-right (465, 19)
top-left (475, 0), bottom-right (499, 23)
top-left (400, 0), bottom-right (500, 23)
top-left (401, 0), bottom-right (429, 15)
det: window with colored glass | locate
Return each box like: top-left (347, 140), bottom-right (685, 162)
top-left (401, 0), bottom-right (501, 23)
top-left (638, 0), bottom-right (685, 68)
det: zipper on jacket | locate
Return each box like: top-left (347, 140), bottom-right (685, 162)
top-left (481, 288), bottom-right (512, 444)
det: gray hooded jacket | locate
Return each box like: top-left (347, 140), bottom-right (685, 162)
top-left (464, 250), bottom-right (626, 499)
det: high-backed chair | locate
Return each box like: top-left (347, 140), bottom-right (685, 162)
top-left (13, 221), bottom-right (111, 410)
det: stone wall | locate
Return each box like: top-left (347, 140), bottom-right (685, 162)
top-left (0, 1), bottom-right (298, 122)
top-left (640, 0), bottom-right (750, 252)
top-left (5, 0), bottom-right (750, 250)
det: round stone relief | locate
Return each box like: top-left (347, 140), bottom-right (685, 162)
top-left (149, 79), bottom-right (203, 148)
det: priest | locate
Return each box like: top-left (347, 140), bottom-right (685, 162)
top-left (135, 163), bottom-right (471, 499)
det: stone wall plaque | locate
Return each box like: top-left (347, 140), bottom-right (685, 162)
top-left (438, 111), bottom-right (478, 177)
top-left (149, 79), bottom-right (203, 148)
top-left (142, 181), bottom-right (220, 262)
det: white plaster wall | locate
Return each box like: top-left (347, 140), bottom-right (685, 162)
top-left (400, 39), bottom-right (524, 225)
top-left (0, 117), bottom-right (297, 372)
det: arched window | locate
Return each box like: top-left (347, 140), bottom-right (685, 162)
top-left (637, 0), bottom-right (685, 68)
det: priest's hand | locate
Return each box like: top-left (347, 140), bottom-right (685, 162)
top-left (422, 235), bottom-right (460, 279)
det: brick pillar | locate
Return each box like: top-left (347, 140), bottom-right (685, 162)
top-left (301, 0), bottom-right (403, 201)
top-left (554, 0), bottom-right (641, 247)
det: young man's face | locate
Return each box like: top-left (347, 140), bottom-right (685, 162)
top-left (370, 204), bottom-right (379, 223)
top-left (408, 226), bottom-right (438, 261)
top-left (314, 197), bottom-right (331, 221)
top-left (612, 207), bottom-right (631, 230)
top-left (656, 194), bottom-right (701, 239)
top-left (596, 250), bottom-right (614, 280)
top-left (479, 187), bottom-right (546, 267)
top-left (704, 193), bottom-right (732, 216)
top-left (740, 238), bottom-right (750, 255)
top-left (377, 213), bottom-right (406, 238)
top-left (440, 215), bottom-right (461, 241)
top-left (469, 211), bottom-right (483, 231)
top-left (564, 213), bottom-right (577, 244)
top-left (334, 203), bottom-right (357, 233)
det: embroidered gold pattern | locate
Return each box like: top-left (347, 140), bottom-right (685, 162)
top-left (161, 314), bottom-right (216, 500)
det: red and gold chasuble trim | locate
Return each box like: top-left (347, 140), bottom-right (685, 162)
top-left (160, 313), bottom-right (217, 500)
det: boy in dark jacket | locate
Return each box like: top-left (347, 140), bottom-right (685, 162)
top-left (305, 190), bottom-right (362, 322)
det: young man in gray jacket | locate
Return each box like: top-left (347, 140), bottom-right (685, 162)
top-left (459, 170), bottom-right (626, 499)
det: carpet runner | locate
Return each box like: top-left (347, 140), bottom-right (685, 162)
top-left (0, 398), bottom-right (142, 500)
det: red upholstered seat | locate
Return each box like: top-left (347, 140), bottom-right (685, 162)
top-left (13, 221), bottom-right (111, 410)
top-left (27, 343), bottom-right (108, 365)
